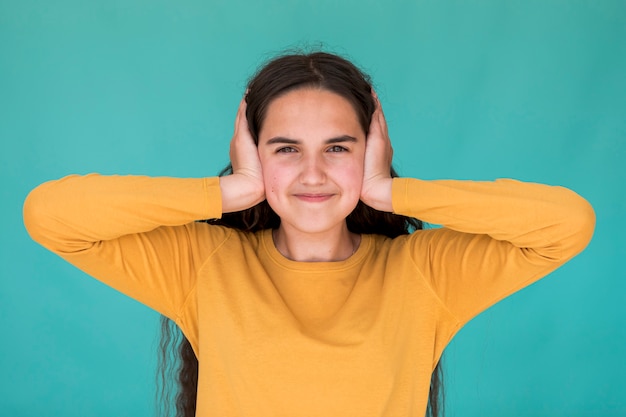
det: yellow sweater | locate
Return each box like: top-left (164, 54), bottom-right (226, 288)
top-left (23, 175), bottom-right (595, 416)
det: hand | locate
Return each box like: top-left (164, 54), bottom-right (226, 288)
top-left (219, 96), bottom-right (266, 213)
top-left (360, 92), bottom-right (394, 212)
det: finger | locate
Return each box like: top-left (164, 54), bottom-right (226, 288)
top-left (371, 91), bottom-right (388, 132)
top-left (237, 96), bottom-right (246, 122)
top-left (376, 102), bottom-right (388, 133)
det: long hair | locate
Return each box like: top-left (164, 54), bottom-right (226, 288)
top-left (157, 50), bottom-right (444, 417)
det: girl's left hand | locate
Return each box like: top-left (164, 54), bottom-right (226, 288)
top-left (360, 92), bottom-right (394, 212)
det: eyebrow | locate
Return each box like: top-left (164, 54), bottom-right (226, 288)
top-left (265, 135), bottom-right (358, 145)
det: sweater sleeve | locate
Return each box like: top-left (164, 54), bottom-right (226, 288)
top-left (23, 173), bottom-right (226, 321)
top-left (392, 177), bottom-right (596, 325)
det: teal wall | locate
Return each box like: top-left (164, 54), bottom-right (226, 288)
top-left (1, 1), bottom-right (623, 415)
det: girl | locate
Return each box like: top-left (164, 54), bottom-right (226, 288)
top-left (23, 51), bottom-right (595, 417)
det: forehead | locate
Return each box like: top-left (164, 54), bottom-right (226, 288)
top-left (259, 88), bottom-right (364, 141)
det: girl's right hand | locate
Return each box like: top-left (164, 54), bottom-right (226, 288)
top-left (219, 96), bottom-right (266, 213)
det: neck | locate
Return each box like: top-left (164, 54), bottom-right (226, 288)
top-left (272, 224), bottom-right (360, 262)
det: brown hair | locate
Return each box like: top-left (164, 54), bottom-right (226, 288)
top-left (157, 50), bottom-right (444, 417)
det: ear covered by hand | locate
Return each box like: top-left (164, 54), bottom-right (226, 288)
top-left (219, 96), bottom-right (266, 213)
top-left (360, 92), bottom-right (394, 213)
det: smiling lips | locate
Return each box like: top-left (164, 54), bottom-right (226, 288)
top-left (293, 193), bottom-right (334, 203)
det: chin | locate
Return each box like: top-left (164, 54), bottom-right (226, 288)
top-left (285, 215), bottom-right (354, 235)
top-left (268, 199), bottom-right (359, 233)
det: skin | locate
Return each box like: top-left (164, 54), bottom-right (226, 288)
top-left (219, 88), bottom-right (394, 262)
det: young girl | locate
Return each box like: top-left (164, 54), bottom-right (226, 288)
top-left (23, 51), bottom-right (595, 417)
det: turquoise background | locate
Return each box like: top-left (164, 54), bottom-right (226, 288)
top-left (1, 0), bottom-right (624, 415)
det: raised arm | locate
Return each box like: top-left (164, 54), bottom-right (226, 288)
top-left (24, 174), bottom-right (220, 252)
top-left (362, 93), bottom-right (595, 324)
top-left (23, 174), bottom-right (225, 320)
top-left (395, 176), bottom-right (594, 324)
top-left (23, 96), bottom-right (265, 321)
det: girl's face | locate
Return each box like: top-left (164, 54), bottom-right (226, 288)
top-left (257, 88), bottom-right (366, 236)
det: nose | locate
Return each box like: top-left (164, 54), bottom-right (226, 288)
top-left (299, 154), bottom-right (326, 185)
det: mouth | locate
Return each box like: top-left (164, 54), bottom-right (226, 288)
top-left (293, 193), bottom-right (334, 203)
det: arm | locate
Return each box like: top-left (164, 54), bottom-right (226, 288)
top-left (23, 97), bottom-right (265, 320)
top-left (23, 174), bottom-right (225, 319)
top-left (362, 93), bottom-right (595, 323)
top-left (393, 177), bottom-right (595, 323)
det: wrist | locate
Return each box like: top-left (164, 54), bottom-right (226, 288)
top-left (361, 177), bottom-right (393, 212)
top-left (219, 174), bottom-right (265, 213)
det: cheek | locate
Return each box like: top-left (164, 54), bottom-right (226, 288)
top-left (337, 160), bottom-right (364, 190)
top-left (261, 163), bottom-right (285, 199)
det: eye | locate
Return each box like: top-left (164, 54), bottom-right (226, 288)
top-left (328, 145), bottom-right (348, 153)
top-left (276, 146), bottom-right (297, 153)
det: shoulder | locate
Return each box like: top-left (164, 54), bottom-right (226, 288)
top-left (188, 221), bottom-right (265, 257)
top-left (367, 228), bottom-right (456, 253)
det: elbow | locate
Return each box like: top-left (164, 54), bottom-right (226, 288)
top-left (23, 184), bottom-right (48, 246)
top-left (525, 190), bottom-right (596, 265)
top-left (23, 182), bottom-right (61, 250)
top-left (562, 192), bottom-right (596, 257)
top-left (24, 176), bottom-right (99, 255)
